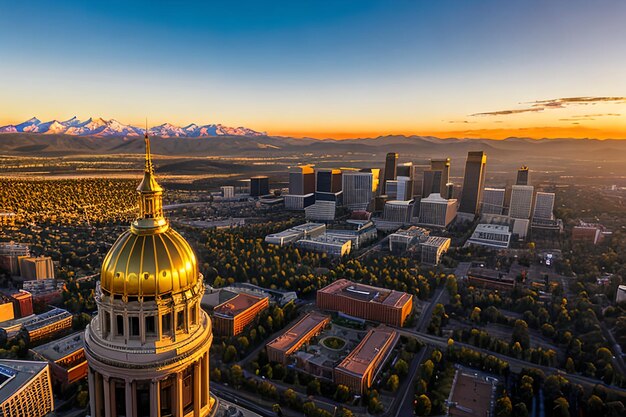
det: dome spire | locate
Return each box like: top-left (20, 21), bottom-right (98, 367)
top-left (133, 127), bottom-right (167, 234)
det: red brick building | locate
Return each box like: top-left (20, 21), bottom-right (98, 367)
top-left (266, 312), bottom-right (330, 364)
top-left (316, 279), bottom-right (413, 326)
top-left (212, 293), bottom-right (269, 337)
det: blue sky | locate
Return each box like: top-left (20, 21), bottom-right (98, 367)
top-left (1, 0), bottom-right (625, 138)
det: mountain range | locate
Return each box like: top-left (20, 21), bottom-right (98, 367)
top-left (0, 117), bottom-right (265, 138)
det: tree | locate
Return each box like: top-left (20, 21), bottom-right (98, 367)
top-left (511, 320), bottom-right (530, 350)
top-left (283, 388), bottom-right (298, 408)
top-left (387, 374), bottom-right (400, 392)
top-left (414, 394), bottom-right (432, 416)
top-left (272, 403), bottom-right (283, 417)
top-left (223, 344), bottom-right (238, 363)
top-left (394, 359), bottom-right (409, 376)
top-left (470, 306), bottom-right (482, 323)
top-left (230, 364), bottom-right (243, 388)
top-left (210, 367), bottom-right (221, 382)
top-left (553, 397), bottom-right (570, 417)
top-left (307, 379), bottom-right (321, 396)
top-left (495, 393), bottom-right (513, 417)
top-left (335, 384), bottom-right (351, 403)
top-left (337, 408), bottom-right (354, 417)
top-left (513, 402), bottom-right (528, 417)
top-left (587, 395), bottom-right (605, 415)
top-left (445, 275), bottom-right (458, 296)
top-left (421, 360), bottom-right (434, 381)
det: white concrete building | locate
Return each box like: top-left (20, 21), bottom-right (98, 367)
top-left (466, 223), bottom-right (512, 249)
top-left (481, 188), bottom-right (505, 215)
top-left (418, 194), bottom-right (457, 227)
top-left (533, 192), bottom-right (555, 220)
top-left (421, 236), bottom-right (451, 265)
top-left (509, 185), bottom-right (534, 219)
top-left (342, 172), bottom-right (374, 211)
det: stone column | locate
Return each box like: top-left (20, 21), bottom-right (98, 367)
top-left (125, 380), bottom-right (134, 417)
top-left (103, 375), bottom-right (111, 417)
top-left (95, 372), bottom-right (104, 417)
top-left (201, 353), bottom-right (208, 407)
top-left (150, 379), bottom-right (160, 417)
top-left (110, 378), bottom-right (117, 417)
top-left (88, 369), bottom-right (97, 417)
top-left (193, 361), bottom-right (201, 416)
top-left (175, 372), bottom-right (184, 417)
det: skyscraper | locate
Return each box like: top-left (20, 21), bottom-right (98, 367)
top-left (516, 166), bottom-right (530, 185)
top-left (316, 169), bottom-right (342, 193)
top-left (383, 152), bottom-right (398, 193)
top-left (342, 171), bottom-right (374, 210)
top-left (396, 176), bottom-right (414, 201)
top-left (289, 165), bottom-right (315, 195)
top-left (85, 136), bottom-right (216, 417)
top-left (423, 158), bottom-right (450, 198)
top-left (509, 185), bottom-right (534, 219)
top-left (250, 176), bottom-right (270, 196)
top-left (459, 151), bottom-right (487, 216)
top-left (482, 188), bottom-right (506, 215)
top-left (533, 192), bottom-right (555, 220)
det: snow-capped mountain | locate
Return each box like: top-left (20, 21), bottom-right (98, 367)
top-left (0, 117), bottom-right (265, 137)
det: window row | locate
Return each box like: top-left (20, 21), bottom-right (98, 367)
top-left (101, 303), bottom-right (198, 340)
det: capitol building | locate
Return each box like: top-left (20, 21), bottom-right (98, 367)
top-left (85, 135), bottom-right (217, 417)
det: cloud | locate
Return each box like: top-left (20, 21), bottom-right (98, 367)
top-left (446, 120), bottom-right (475, 124)
top-left (470, 96), bottom-right (626, 117)
top-left (470, 108), bottom-right (543, 117)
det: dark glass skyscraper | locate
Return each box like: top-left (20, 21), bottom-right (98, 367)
top-left (459, 151), bottom-right (487, 215)
top-left (316, 169), bottom-right (342, 193)
top-left (250, 176), bottom-right (270, 197)
top-left (383, 152), bottom-right (398, 193)
top-left (422, 158), bottom-right (450, 197)
top-left (289, 166), bottom-right (315, 195)
top-left (516, 166), bottom-right (530, 185)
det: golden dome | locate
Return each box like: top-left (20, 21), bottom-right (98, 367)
top-left (100, 228), bottom-right (198, 298)
top-left (99, 134), bottom-right (200, 298)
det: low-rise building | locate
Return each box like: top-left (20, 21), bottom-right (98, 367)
top-left (325, 220), bottom-right (377, 250)
top-left (572, 223), bottom-right (608, 245)
top-left (466, 223), bottom-right (512, 249)
top-left (305, 201), bottom-right (337, 222)
top-left (30, 332), bottom-right (87, 389)
top-left (265, 223), bottom-right (326, 246)
top-left (0, 242), bottom-right (30, 276)
top-left (0, 295), bottom-right (15, 323)
top-left (212, 293), bottom-right (269, 337)
top-left (388, 226), bottom-right (430, 253)
top-left (383, 200), bottom-right (414, 224)
top-left (466, 268), bottom-right (515, 291)
top-left (266, 312), bottom-right (331, 364)
top-left (19, 256), bottom-right (55, 280)
top-left (317, 279), bottom-right (413, 326)
top-left (21, 307), bottom-right (73, 343)
top-left (296, 235), bottom-right (352, 257)
top-left (421, 236), bottom-right (451, 265)
top-left (334, 325), bottom-right (398, 394)
top-left (0, 359), bottom-right (54, 417)
top-left (3, 290), bottom-right (34, 318)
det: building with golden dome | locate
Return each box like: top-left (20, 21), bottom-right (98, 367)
top-left (85, 135), bottom-right (217, 417)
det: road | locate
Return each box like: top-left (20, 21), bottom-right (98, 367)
top-left (392, 346), bottom-right (431, 417)
top-left (416, 286), bottom-right (446, 333)
top-left (394, 327), bottom-right (626, 394)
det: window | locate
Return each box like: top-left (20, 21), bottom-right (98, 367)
top-left (103, 311), bottom-right (111, 337)
top-left (190, 305), bottom-right (197, 326)
top-left (116, 315), bottom-right (124, 336)
top-left (162, 314), bottom-right (171, 335)
top-left (176, 310), bottom-right (185, 332)
top-left (130, 317), bottom-right (140, 337)
top-left (145, 316), bottom-right (156, 336)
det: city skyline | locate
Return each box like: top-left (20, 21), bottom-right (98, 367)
top-left (2, 1), bottom-right (626, 139)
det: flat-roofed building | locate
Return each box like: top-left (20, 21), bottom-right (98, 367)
top-left (325, 220), bottom-right (377, 250)
top-left (30, 332), bottom-right (87, 389)
top-left (0, 242), bottom-right (30, 276)
top-left (0, 295), bottom-right (15, 323)
top-left (289, 166), bottom-right (315, 195)
top-left (466, 224), bottom-right (512, 249)
top-left (265, 223), bottom-right (326, 246)
top-left (458, 151), bottom-right (487, 217)
top-left (509, 185), bottom-right (534, 219)
top-left (481, 188), bottom-right (505, 215)
top-left (419, 194), bottom-right (457, 227)
top-left (317, 279), bottom-right (413, 326)
top-left (21, 307), bottom-right (73, 343)
top-left (572, 225), bottom-right (604, 245)
top-left (212, 293), bottom-right (269, 337)
top-left (467, 268), bottom-right (515, 291)
top-left (533, 192), bottom-right (555, 221)
top-left (388, 226), bottom-right (430, 253)
top-left (296, 235), bottom-right (352, 257)
top-left (266, 312), bottom-right (331, 364)
top-left (447, 370), bottom-right (497, 417)
top-left (316, 169), bottom-right (342, 193)
top-left (250, 176), bottom-right (270, 197)
top-left (342, 171), bottom-right (374, 210)
top-left (0, 359), bottom-right (54, 417)
top-left (18, 256), bottom-right (55, 280)
top-left (305, 200), bottom-right (338, 221)
top-left (383, 200), bottom-right (414, 223)
top-left (284, 193), bottom-right (315, 211)
top-left (334, 325), bottom-right (398, 394)
top-left (220, 186), bottom-right (235, 199)
top-left (421, 236), bottom-right (451, 265)
top-left (3, 290), bottom-right (33, 318)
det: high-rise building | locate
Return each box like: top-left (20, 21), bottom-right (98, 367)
top-left (383, 200), bottom-right (415, 223)
top-left (509, 185), bottom-right (534, 219)
top-left (396, 162), bottom-right (413, 178)
top-left (220, 185), bottom-right (235, 199)
top-left (85, 136), bottom-right (217, 417)
top-left (516, 166), bottom-right (530, 185)
top-left (533, 192), bottom-right (555, 220)
top-left (289, 165), bottom-right (315, 195)
top-left (342, 171), bottom-right (374, 210)
top-left (359, 168), bottom-right (380, 194)
top-left (385, 180), bottom-right (398, 200)
top-left (284, 193), bottom-right (315, 211)
top-left (459, 151), bottom-right (487, 216)
top-left (418, 194), bottom-right (458, 227)
top-left (482, 187), bottom-right (506, 215)
top-left (425, 158), bottom-right (451, 197)
top-left (316, 169), bottom-right (342, 193)
top-left (250, 176), bottom-right (270, 196)
top-left (383, 152), bottom-right (398, 193)
top-left (396, 176), bottom-right (414, 201)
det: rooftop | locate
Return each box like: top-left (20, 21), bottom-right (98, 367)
top-left (22, 307), bottom-right (71, 331)
top-left (31, 331), bottom-right (84, 362)
top-left (335, 326), bottom-right (397, 377)
top-left (474, 224), bottom-right (511, 233)
top-left (448, 372), bottom-right (495, 417)
top-left (266, 312), bottom-right (330, 354)
top-left (318, 279), bottom-right (411, 308)
top-left (423, 236), bottom-right (451, 247)
top-left (0, 360), bottom-right (48, 404)
top-left (213, 293), bottom-right (267, 319)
